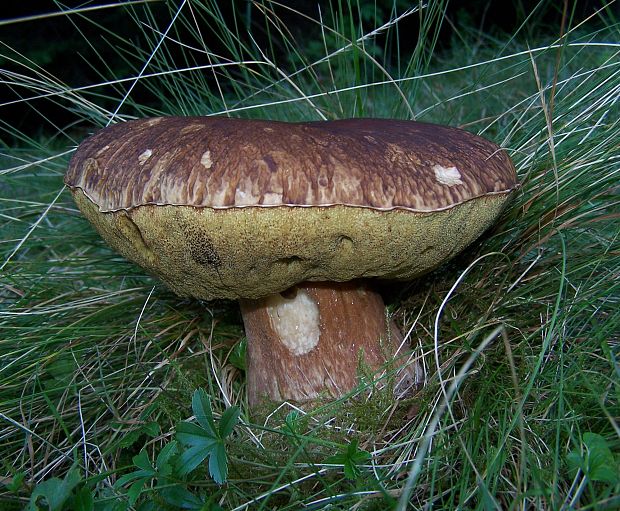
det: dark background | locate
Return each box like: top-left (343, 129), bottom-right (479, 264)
top-left (0, 0), bottom-right (609, 140)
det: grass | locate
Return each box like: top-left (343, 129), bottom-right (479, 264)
top-left (1, 1), bottom-right (619, 509)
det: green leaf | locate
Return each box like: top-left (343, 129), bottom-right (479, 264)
top-left (347, 439), bottom-right (371, 464)
top-left (27, 465), bottom-right (82, 511)
top-left (155, 441), bottom-right (178, 473)
top-left (176, 422), bottom-right (218, 448)
top-left (192, 389), bottom-right (217, 437)
top-left (325, 439), bottom-right (371, 481)
top-left (72, 486), bottom-right (94, 511)
top-left (229, 339), bottom-right (246, 370)
top-left (114, 470), bottom-right (152, 488)
top-left (567, 432), bottom-right (620, 484)
top-left (118, 430), bottom-right (143, 449)
top-left (4, 471), bottom-right (25, 492)
top-left (115, 450), bottom-right (157, 489)
top-left (143, 421), bottom-right (160, 438)
top-left (135, 503), bottom-right (157, 511)
top-left (343, 460), bottom-right (362, 480)
top-left (209, 443), bottom-right (228, 484)
top-left (158, 485), bottom-right (205, 510)
top-left (176, 444), bottom-right (213, 476)
top-left (127, 480), bottom-right (145, 507)
top-left (175, 390), bottom-right (234, 482)
top-left (139, 403), bottom-right (159, 421)
top-left (132, 450), bottom-right (154, 472)
top-left (118, 422), bottom-right (161, 449)
top-left (567, 451), bottom-right (583, 476)
top-left (93, 497), bottom-right (129, 511)
top-left (218, 406), bottom-right (240, 438)
top-left (284, 411), bottom-right (302, 435)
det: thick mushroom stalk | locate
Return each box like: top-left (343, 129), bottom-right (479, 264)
top-left (239, 281), bottom-right (417, 406)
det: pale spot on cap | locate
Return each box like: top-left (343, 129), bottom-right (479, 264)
top-left (433, 164), bottom-right (463, 186)
top-left (144, 117), bottom-right (163, 126)
top-left (200, 150), bottom-right (213, 169)
top-left (263, 192), bottom-right (284, 205)
top-left (138, 149), bottom-right (153, 165)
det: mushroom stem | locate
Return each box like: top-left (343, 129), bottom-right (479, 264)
top-left (239, 281), bottom-right (418, 407)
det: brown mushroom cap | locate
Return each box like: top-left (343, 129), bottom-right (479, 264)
top-left (65, 117), bottom-right (517, 300)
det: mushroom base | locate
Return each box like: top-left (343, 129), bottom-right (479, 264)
top-left (239, 281), bottom-right (419, 407)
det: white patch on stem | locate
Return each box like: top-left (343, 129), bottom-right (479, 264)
top-left (266, 290), bottom-right (320, 356)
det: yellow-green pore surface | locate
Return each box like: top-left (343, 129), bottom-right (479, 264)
top-left (73, 190), bottom-right (509, 300)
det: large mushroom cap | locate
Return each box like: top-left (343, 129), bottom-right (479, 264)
top-left (65, 117), bottom-right (517, 300)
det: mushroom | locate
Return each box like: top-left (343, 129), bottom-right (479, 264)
top-left (65, 117), bottom-right (517, 406)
